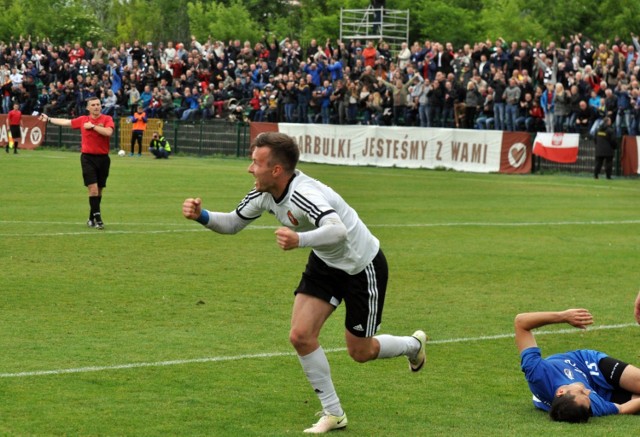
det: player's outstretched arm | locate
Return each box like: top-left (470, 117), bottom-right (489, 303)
top-left (617, 397), bottom-right (640, 415)
top-left (39, 113), bottom-right (72, 127)
top-left (634, 290), bottom-right (640, 324)
top-left (183, 198), bottom-right (251, 234)
top-left (514, 309), bottom-right (593, 353)
top-left (182, 198), bottom-right (202, 220)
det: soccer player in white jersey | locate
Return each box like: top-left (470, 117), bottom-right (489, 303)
top-left (182, 132), bottom-right (426, 434)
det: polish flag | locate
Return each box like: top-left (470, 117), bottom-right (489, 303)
top-left (532, 133), bottom-right (580, 163)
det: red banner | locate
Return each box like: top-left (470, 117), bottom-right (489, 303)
top-left (0, 115), bottom-right (47, 149)
top-left (621, 136), bottom-right (639, 175)
top-left (500, 132), bottom-right (532, 174)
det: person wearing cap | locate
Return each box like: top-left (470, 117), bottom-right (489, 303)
top-left (24, 60), bottom-right (38, 79)
top-left (593, 116), bottom-right (616, 179)
top-left (351, 47), bottom-right (365, 70)
top-left (149, 132), bottom-right (171, 159)
top-left (145, 42), bottom-right (156, 64)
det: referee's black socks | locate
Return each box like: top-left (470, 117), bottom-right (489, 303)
top-left (89, 196), bottom-right (101, 218)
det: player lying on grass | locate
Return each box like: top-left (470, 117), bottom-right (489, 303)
top-left (515, 307), bottom-right (640, 423)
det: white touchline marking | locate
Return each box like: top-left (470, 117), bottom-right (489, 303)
top-left (429, 323), bottom-right (636, 344)
top-left (1, 219), bottom-right (639, 238)
top-left (0, 323), bottom-right (636, 379)
top-left (370, 220), bottom-right (640, 227)
top-left (0, 228), bottom-right (206, 237)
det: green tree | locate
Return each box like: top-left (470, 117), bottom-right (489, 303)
top-left (151, 0), bottom-right (191, 44)
top-left (112, 0), bottom-right (162, 44)
top-left (187, 0), bottom-right (263, 44)
top-left (411, 1), bottom-right (478, 47)
top-left (595, 0), bottom-right (640, 43)
top-left (525, 0), bottom-right (598, 43)
top-left (477, 0), bottom-right (546, 45)
top-left (81, 0), bottom-right (111, 30)
top-left (49, 3), bottom-right (104, 44)
top-left (0, 0), bottom-right (27, 43)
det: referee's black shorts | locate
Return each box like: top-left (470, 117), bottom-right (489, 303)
top-left (80, 153), bottom-right (111, 188)
top-left (295, 249), bottom-right (388, 338)
top-left (9, 125), bottom-right (21, 141)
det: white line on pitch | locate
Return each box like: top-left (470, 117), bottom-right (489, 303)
top-left (0, 323), bottom-right (635, 379)
top-left (371, 220), bottom-right (640, 227)
top-left (430, 323), bottom-right (637, 344)
top-left (1, 219), bottom-right (638, 238)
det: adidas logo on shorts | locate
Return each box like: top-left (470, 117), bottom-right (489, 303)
top-left (352, 324), bottom-right (364, 332)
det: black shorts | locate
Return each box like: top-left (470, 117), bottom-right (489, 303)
top-left (599, 356), bottom-right (632, 404)
top-left (80, 153), bottom-right (111, 188)
top-left (294, 249), bottom-right (388, 338)
top-left (10, 125), bottom-right (21, 141)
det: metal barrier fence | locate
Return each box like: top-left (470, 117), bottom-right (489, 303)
top-left (42, 118), bottom-right (252, 158)
top-left (533, 135), bottom-right (622, 176)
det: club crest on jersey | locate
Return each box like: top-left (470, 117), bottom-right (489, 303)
top-left (287, 210), bottom-right (299, 226)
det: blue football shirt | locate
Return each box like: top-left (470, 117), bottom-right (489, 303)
top-left (520, 347), bottom-right (619, 417)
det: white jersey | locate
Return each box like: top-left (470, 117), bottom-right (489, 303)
top-left (235, 170), bottom-right (379, 275)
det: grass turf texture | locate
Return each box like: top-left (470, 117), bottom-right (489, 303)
top-left (0, 149), bottom-right (639, 436)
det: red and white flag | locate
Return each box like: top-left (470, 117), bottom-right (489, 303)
top-left (532, 133), bottom-right (579, 163)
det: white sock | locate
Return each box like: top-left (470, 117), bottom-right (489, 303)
top-left (375, 334), bottom-right (420, 359)
top-left (298, 347), bottom-right (343, 417)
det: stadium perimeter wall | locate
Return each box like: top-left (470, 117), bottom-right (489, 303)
top-left (32, 118), bottom-right (636, 176)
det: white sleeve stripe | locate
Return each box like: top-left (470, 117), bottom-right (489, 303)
top-left (236, 189), bottom-right (263, 216)
top-left (364, 263), bottom-right (379, 337)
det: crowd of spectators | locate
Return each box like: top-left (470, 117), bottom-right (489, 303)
top-left (3, 32), bottom-right (640, 137)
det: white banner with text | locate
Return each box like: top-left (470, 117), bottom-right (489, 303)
top-left (250, 123), bottom-right (532, 174)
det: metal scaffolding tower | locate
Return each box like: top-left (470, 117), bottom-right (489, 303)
top-left (340, 6), bottom-right (410, 53)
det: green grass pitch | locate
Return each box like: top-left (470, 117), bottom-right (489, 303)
top-left (0, 149), bottom-right (639, 436)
